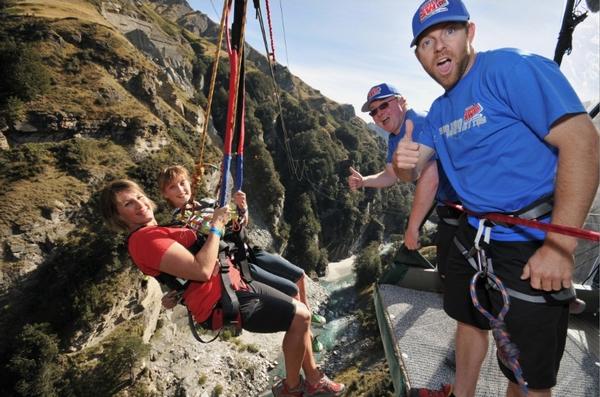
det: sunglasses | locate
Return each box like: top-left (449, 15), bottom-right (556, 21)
top-left (369, 97), bottom-right (397, 117)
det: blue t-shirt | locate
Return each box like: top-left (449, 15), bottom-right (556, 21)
top-left (386, 110), bottom-right (459, 207)
top-left (436, 161), bottom-right (459, 204)
top-left (386, 109), bottom-right (428, 163)
top-left (416, 49), bottom-right (585, 241)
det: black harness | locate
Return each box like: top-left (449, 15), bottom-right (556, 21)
top-left (454, 195), bottom-right (576, 305)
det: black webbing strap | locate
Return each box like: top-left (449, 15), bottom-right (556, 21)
top-left (218, 251), bottom-right (241, 326)
top-left (188, 311), bottom-right (220, 344)
top-left (225, 227), bottom-right (254, 282)
top-left (485, 195), bottom-right (554, 228)
top-left (453, 236), bottom-right (576, 304)
top-left (154, 273), bottom-right (189, 293)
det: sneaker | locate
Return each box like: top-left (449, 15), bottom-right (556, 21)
top-left (272, 377), bottom-right (304, 397)
top-left (304, 373), bottom-right (345, 397)
top-left (312, 335), bottom-right (324, 353)
top-left (409, 384), bottom-right (452, 397)
top-left (311, 313), bottom-right (327, 327)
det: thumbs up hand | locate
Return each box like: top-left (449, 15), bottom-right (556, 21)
top-left (393, 119), bottom-right (420, 171)
top-left (348, 166), bottom-right (364, 191)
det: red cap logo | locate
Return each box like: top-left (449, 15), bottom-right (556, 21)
top-left (419, 0), bottom-right (449, 22)
top-left (367, 86), bottom-right (382, 100)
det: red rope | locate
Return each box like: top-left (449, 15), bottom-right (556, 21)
top-left (265, 0), bottom-right (276, 62)
top-left (446, 202), bottom-right (600, 242)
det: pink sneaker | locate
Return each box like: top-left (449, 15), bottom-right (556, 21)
top-left (304, 373), bottom-right (345, 396)
top-left (409, 383), bottom-right (453, 397)
top-left (272, 377), bottom-right (304, 397)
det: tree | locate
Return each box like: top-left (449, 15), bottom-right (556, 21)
top-left (354, 242), bottom-right (382, 289)
top-left (285, 193), bottom-right (321, 272)
top-left (8, 323), bottom-right (62, 397)
top-left (94, 335), bottom-right (149, 395)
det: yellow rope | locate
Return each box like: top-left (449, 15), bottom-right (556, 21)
top-left (190, 0), bottom-right (231, 201)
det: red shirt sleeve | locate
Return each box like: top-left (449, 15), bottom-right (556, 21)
top-left (128, 226), bottom-right (196, 276)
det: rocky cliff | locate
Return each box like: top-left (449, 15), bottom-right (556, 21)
top-left (0, 0), bottom-right (397, 395)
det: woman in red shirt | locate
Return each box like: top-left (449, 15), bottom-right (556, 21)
top-left (99, 179), bottom-right (344, 397)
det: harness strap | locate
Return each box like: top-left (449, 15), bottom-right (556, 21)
top-left (225, 227), bottom-right (254, 282)
top-left (218, 251), bottom-right (242, 328)
top-left (474, 218), bottom-right (491, 251)
top-left (485, 195), bottom-right (554, 228)
top-left (154, 273), bottom-right (189, 293)
top-left (188, 312), bottom-right (219, 343)
top-left (441, 217), bottom-right (460, 226)
top-left (453, 237), bottom-right (576, 304)
top-left (436, 203), bottom-right (462, 226)
top-left (513, 196), bottom-right (553, 221)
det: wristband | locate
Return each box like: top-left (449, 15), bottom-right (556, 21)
top-left (209, 226), bottom-right (223, 238)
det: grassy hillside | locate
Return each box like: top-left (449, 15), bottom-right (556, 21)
top-left (0, 0), bottom-right (416, 394)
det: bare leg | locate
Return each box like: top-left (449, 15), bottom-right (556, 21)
top-left (297, 274), bottom-right (309, 310)
top-left (506, 382), bottom-right (551, 397)
top-left (282, 301), bottom-right (311, 388)
top-left (301, 320), bottom-right (322, 384)
top-left (453, 321), bottom-right (488, 397)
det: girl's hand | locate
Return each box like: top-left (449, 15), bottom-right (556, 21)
top-left (161, 290), bottom-right (180, 309)
top-left (233, 191), bottom-right (248, 212)
top-left (211, 206), bottom-right (230, 229)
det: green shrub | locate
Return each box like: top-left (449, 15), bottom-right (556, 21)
top-left (168, 126), bottom-right (197, 156)
top-left (213, 383), bottom-right (223, 396)
top-left (0, 143), bottom-right (51, 182)
top-left (0, 40), bottom-right (50, 103)
top-left (8, 323), bottom-right (62, 397)
top-left (284, 193), bottom-right (321, 273)
top-left (1, 95), bottom-right (25, 125)
top-left (27, 228), bottom-right (129, 332)
top-left (54, 139), bottom-right (93, 179)
top-left (354, 242), bottom-right (382, 289)
top-left (245, 343), bottom-right (259, 353)
top-left (69, 335), bottom-right (150, 396)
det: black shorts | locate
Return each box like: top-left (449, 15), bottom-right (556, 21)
top-left (444, 219), bottom-right (569, 389)
top-left (237, 281), bottom-right (296, 333)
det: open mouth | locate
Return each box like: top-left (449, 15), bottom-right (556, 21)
top-left (436, 57), bottom-right (452, 75)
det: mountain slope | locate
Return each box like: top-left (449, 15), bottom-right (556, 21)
top-left (0, 0), bottom-right (413, 395)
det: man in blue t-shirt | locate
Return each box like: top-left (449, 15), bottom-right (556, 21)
top-left (348, 83), bottom-right (440, 251)
top-left (393, 1), bottom-right (599, 397)
top-left (349, 83), bottom-right (461, 270)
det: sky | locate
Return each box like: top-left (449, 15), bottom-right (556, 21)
top-left (188, 0), bottom-right (600, 123)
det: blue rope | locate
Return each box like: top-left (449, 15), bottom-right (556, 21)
top-left (470, 270), bottom-right (528, 395)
